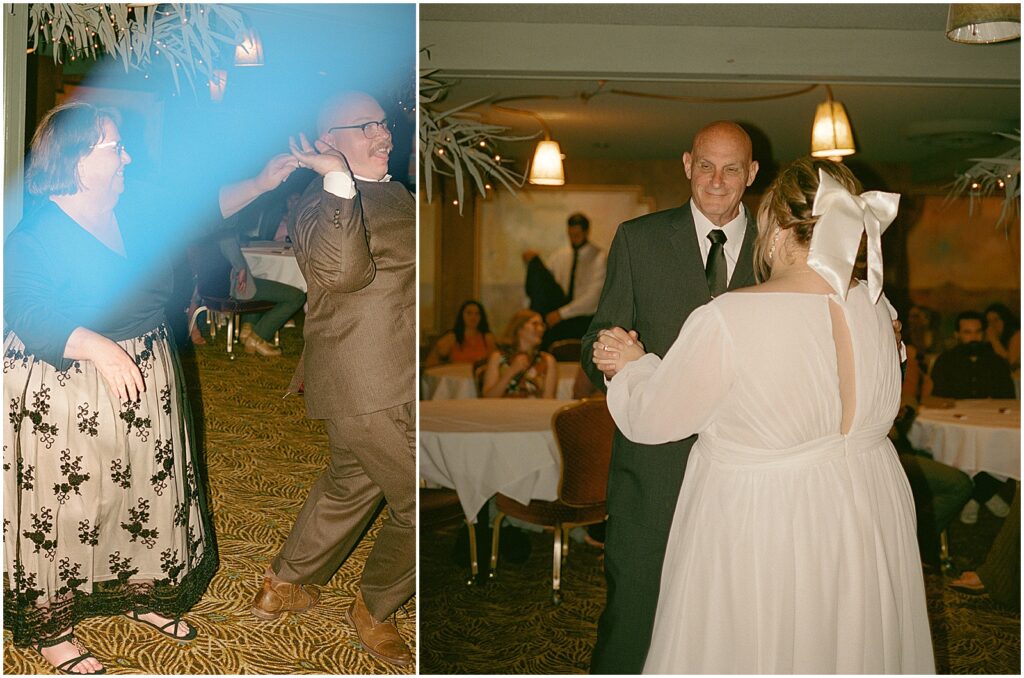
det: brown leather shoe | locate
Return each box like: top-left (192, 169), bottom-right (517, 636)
top-left (244, 334), bottom-right (282, 357)
top-left (345, 591), bottom-right (412, 667)
top-left (239, 322), bottom-right (254, 344)
top-left (251, 576), bottom-right (320, 620)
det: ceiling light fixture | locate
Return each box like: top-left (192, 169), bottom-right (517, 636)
top-left (492, 99), bottom-right (565, 186)
top-left (946, 3), bottom-right (1021, 44)
top-left (234, 27), bottom-right (264, 67)
top-left (810, 85), bottom-right (856, 161)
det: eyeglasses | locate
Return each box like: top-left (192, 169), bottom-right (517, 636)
top-left (327, 119), bottom-right (394, 139)
top-left (93, 140), bottom-right (128, 155)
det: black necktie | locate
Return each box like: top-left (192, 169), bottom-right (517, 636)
top-left (567, 247), bottom-right (580, 301)
top-left (706, 229), bottom-right (728, 297)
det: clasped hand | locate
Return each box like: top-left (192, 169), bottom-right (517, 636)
top-left (289, 132), bottom-right (352, 177)
top-left (592, 327), bottom-right (645, 378)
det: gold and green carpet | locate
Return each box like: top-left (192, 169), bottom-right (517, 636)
top-left (5, 328), bottom-right (415, 674)
top-left (421, 493), bottom-right (1019, 674)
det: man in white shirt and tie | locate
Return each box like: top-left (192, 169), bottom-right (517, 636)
top-left (523, 212), bottom-right (608, 347)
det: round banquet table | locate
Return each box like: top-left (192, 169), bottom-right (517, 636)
top-left (422, 362), bottom-right (580, 400)
top-left (907, 399), bottom-right (1020, 480)
top-left (241, 243), bottom-right (306, 292)
top-left (419, 398), bottom-right (574, 521)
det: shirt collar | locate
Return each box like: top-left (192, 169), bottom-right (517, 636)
top-left (354, 173), bottom-right (392, 183)
top-left (690, 201), bottom-right (747, 243)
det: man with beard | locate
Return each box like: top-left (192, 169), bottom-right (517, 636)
top-left (927, 310), bottom-right (1016, 400)
top-left (249, 91), bottom-right (415, 667)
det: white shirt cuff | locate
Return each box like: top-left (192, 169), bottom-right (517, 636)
top-left (323, 171), bottom-right (356, 199)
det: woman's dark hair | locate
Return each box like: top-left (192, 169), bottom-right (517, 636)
top-left (453, 299), bottom-right (491, 345)
top-left (984, 303), bottom-right (1020, 345)
top-left (25, 101), bottom-right (121, 197)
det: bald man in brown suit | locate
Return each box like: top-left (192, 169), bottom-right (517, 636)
top-left (249, 92), bottom-right (415, 667)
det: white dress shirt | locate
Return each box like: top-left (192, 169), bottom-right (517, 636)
top-left (548, 240), bottom-right (608, 319)
top-left (323, 170), bottom-right (392, 199)
top-left (691, 202), bottom-right (748, 285)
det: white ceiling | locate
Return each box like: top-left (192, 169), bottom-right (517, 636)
top-left (420, 3), bottom-right (1021, 186)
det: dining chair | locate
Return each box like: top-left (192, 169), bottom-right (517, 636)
top-left (547, 338), bottom-right (582, 363)
top-left (420, 487), bottom-right (480, 585)
top-left (489, 397), bottom-right (614, 603)
top-left (188, 296), bottom-right (279, 358)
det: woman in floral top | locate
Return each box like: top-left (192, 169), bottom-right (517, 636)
top-left (481, 309), bottom-right (558, 398)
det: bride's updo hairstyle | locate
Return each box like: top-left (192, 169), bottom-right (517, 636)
top-left (753, 157), bottom-right (862, 282)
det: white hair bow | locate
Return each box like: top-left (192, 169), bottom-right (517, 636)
top-left (807, 168), bottom-right (900, 302)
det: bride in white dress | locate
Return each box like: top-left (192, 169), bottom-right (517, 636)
top-left (597, 158), bottom-right (935, 674)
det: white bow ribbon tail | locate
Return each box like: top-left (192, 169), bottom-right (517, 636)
top-left (807, 169), bottom-right (900, 302)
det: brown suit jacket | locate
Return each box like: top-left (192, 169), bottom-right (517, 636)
top-left (288, 177), bottom-right (416, 419)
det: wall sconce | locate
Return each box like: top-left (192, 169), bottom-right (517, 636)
top-left (946, 3), bottom-right (1021, 44)
top-left (209, 69), bottom-right (227, 102)
top-left (234, 28), bottom-right (264, 67)
top-left (810, 85), bottom-right (856, 161)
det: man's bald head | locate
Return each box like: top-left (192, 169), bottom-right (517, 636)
top-left (317, 91), bottom-right (381, 137)
top-left (691, 121), bottom-right (753, 162)
top-left (683, 121), bottom-right (759, 226)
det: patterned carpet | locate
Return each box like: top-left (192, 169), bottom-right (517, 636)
top-left (5, 324), bottom-right (415, 674)
top-left (421, 490), bottom-right (1020, 674)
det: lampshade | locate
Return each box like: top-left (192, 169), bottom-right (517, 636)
top-left (810, 97), bottom-right (856, 161)
top-left (209, 69), bottom-right (228, 102)
top-left (528, 140), bottom-right (565, 186)
top-left (946, 4), bottom-right (1021, 44)
top-left (234, 28), bottom-right (264, 67)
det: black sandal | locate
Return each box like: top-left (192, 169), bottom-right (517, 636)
top-left (32, 630), bottom-right (106, 675)
top-left (124, 607), bottom-right (198, 641)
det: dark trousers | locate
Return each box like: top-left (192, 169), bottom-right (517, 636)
top-left (271, 401), bottom-right (415, 619)
top-left (978, 487), bottom-right (1020, 608)
top-left (242, 277), bottom-right (306, 342)
top-left (898, 452), bottom-right (973, 562)
top-left (590, 512), bottom-right (675, 674)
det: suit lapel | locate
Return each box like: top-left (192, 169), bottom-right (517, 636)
top-left (669, 201), bottom-right (713, 302)
top-left (728, 211), bottom-right (759, 290)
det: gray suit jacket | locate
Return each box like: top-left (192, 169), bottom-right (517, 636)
top-left (288, 177), bottom-right (416, 419)
top-left (582, 202), bottom-right (757, 524)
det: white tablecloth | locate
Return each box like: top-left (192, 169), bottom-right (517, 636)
top-left (907, 399), bottom-right (1020, 480)
top-left (241, 244), bottom-right (306, 292)
top-left (422, 362), bottom-right (580, 400)
top-left (419, 398), bottom-right (573, 521)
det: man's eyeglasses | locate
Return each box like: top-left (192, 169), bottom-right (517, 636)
top-left (327, 119), bottom-right (394, 139)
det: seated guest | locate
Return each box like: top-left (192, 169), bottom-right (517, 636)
top-left (924, 310), bottom-right (1015, 400)
top-left (907, 304), bottom-right (941, 365)
top-left (924, 310), bottom-right (1015, 523)
top-left (950, 488), bottom-right (1020, 610)
top-left (893, 343), bottom-right (973, 563)
top-left (984, 302), bottom-right (1021, 377)
top-left (217, 228), bottom-right (306, 357)
top-left (481, 309), bottom-right (557, 398)
top-left (424, 299), bottom-right (496, 367)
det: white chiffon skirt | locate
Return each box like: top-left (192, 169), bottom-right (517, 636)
top-left (643, 428), bottom-right (935, 674)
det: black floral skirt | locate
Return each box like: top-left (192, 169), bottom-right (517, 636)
top-left (3, 324), bottom-right (217, 646)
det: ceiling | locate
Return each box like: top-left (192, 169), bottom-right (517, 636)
top-left (420, 3), bottom-right (1021, 187)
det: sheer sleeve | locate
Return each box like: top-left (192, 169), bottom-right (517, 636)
top-left (607, 303), bottom-right (734, 445)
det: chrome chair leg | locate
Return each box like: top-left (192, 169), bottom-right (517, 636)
top-left (465, 520), bottom-right (479, 586)
top-left (552, 523), bottom-right (563, 605)
top-left (489, 512), bottom-right (504, 579)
